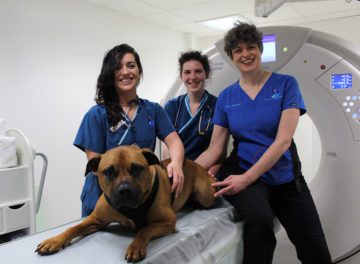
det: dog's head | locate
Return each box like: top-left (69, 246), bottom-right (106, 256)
top-left (85, 145), bottom-right (160, 209)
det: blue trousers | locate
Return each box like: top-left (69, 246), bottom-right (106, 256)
top-left (80, 172), bottom-right (102, 217)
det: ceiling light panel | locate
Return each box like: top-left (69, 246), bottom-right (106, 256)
top-left (199, 15), bottom-right (249, 31)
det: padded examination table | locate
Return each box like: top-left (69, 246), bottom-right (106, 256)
top-left (0, 199), bottom-right (243, 264)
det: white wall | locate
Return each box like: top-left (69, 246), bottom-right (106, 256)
top-left (0, 0), bottom-right (188, 231)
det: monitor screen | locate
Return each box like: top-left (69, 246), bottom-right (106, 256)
top-left (331, 73), bottom-right (352, 89)
top-left (262, 34), bottom-right (276, 63)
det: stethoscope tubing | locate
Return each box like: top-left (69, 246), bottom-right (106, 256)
top-left (175, 94), bottom-right (211, 135)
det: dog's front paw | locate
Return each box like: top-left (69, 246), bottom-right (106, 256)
top-left (35, 236), bottom-right (69, 256)
top-left (125, 241), bottom-right (147, 263)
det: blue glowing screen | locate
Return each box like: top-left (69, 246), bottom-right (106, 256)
top-left (331, 73), bottom-right (352, 89)
top-left (262, 35), bottom-right (276, 63)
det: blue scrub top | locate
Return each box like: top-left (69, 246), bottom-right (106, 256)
top-left (74, 98), bottom-right (175, 153)
top-left (213, 73), bottom-right (306, 185)
top-left (165, 91), bottom-right (217, 160)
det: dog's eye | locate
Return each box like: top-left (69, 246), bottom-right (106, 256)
top-left (129, 163), bottom-right (144, 177)
top-left (103, 166), bottom-right (116, 181)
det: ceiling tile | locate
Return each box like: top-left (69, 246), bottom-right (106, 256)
top-left (78, 0), bottom-right (360, 38)
top-left (170, 0), bottom-right (253, 22)
top-left (287, 0), bottom-right (358, 17)
top-left (258, 17), bottom-right (310, 27)
top-left (82, 0), bottom-right (120, 5)
top-left (142, 12), bottom-right (191, 26)
top-left (305, 8), bottom-right (360, 22)
top-left (218, 0), bottom-right (255, 13)
top-left (139, 0), bottom-right (212, 10)
top-left (169, 22), bottom-right (224, 35)
top-left (106, 0), bottom-right (162, 17)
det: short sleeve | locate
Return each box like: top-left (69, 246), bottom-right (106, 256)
top-left (282, 76), bottom-right (307, 115)
top-left (164, 99), bottom-right (177, 124)
top-left (154, 103), bottom-right (176, 140)
top-left (212, 92), bottom-right (229, 128)
top-left (73, 105), bottom-right (107, 153)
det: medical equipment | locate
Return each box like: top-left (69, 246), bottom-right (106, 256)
top-left (0, 129), bottom-right (47, 241)
top-left (163, 26), bottom-right (360, 263)
top-left (197, 105), bottom-right (212, 135)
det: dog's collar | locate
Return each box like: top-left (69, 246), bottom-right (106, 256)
top-left (104, 172), bottom-right (159, 229)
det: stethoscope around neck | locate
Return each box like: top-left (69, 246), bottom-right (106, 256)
top-left (174, 96), bottom-right (212, 136)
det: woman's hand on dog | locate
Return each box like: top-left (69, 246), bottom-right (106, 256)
top-left (166, 161), bottom-right (184, 198)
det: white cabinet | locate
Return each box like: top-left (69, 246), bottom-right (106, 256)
top-left (0, 167), bottom-right (34, 235)
top-left (0, 129), bottom-right (38, 238)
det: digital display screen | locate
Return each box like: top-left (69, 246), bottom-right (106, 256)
top-left (331, 73), bottom-right (352, 89)
top-left (262, 34), bottom-right (276, 63)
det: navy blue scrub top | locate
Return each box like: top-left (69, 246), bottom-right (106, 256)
top-left (165, 91), bottom-right (217, 160)
top-left (74, 98), bottom-right (175, 154)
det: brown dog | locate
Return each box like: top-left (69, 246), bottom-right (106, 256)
top-left (35, 145), bottom-right (216, 262)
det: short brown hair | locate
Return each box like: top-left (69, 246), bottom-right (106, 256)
top-left (178, 50), bottom-right (211, 78)
top-left (224, 22), bottom-right (263, 59)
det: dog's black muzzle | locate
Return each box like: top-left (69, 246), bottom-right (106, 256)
top-left (111, 181), bottom-right (143, 208)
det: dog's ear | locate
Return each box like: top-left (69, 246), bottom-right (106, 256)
top-left (141, 148), bottom-right (160, 166)
top-left (85, 157), bottom-right (101, 176)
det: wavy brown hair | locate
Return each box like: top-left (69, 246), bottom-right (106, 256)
top-left (95, 44), bottom-right (143, 127)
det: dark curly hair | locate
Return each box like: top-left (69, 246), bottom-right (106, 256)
top-left (224, 22), bottom-right (263, 59)
top-left (178, 50), bottom-right (211, 78)
top-left (95, 44), bottom-right (143, 127)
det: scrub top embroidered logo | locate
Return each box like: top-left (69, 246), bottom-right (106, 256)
top-left (263, 89), bottom-right (282, 102)
top-left (148, 118), bottom-right (155, 127)
top-left (225, 103), bottom-right (242, 109)
top-left (271, 89), bottom-right (282, 99)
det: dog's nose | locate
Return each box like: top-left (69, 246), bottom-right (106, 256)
top-left (117, 182), bottom-right (133, 200)
top-left (112, 181), bottom-right (142, 208)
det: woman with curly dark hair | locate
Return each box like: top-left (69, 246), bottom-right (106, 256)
top-left (74, 44), bottom-right (185, 217)
top-left (196, 23), bottom-right (332, 263)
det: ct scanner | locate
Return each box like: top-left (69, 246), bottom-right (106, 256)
top-left (161, 26), bottom-right (360, 263)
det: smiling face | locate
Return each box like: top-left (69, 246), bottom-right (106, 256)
top-left (114, 53), bottom-right (140, 95)
top-left (231, 42), bottom-right (262, 74)
top-left (181, 60), bottom-right (207, 95)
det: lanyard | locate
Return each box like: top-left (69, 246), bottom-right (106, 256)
top-left (118, 104), bottom-right (139, 145)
